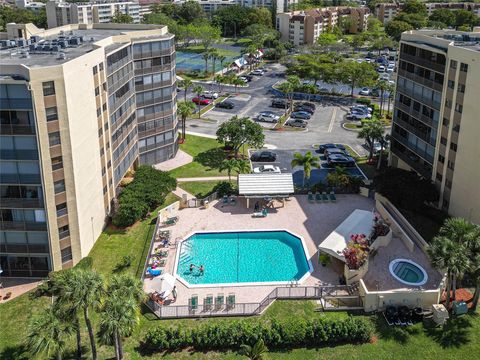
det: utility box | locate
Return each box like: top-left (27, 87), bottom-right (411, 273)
top-left (432, 304), bottom-right (449, 325)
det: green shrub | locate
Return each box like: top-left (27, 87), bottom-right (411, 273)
top-left (75, 256), bottom-right (93, 270)
top-left (213, 181), bottom-right (237, 197)
top-left (356, 98), bottom-right (371, 105)
top-left (143, 316), bottom-right (373, 352)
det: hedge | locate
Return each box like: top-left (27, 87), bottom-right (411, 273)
top-left (143, 316), bottom-right (372, 352)
top-left (112, 166), bottom-right (177, 227)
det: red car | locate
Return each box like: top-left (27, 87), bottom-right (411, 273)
top-left (192, 97), bottom-right (211, 105)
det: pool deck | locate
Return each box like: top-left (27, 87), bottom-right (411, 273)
top-left (144, 194), bottom-right (374, 306)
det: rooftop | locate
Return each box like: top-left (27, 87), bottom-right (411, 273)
top-left (403, 29), bottom-right (480, 52)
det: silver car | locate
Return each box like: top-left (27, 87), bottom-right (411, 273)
top-left (257, 112), bottom-right (280, 123)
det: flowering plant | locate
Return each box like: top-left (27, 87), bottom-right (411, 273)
top-left (343, 234), bottom-right (369, 269)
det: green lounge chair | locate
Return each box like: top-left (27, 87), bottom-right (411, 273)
top-left (322, 192), bottom-right (329, 202)
top-left (215, 294), bottom-right (224, 310)
top-left (204, 294), bottom-right (213, 311)
top-left (315, 192), bottom-right (322, 203)
top-left (329, 191), bottom-right (337, 202)
top-left (189, 295), bottom-right (198, 312)
top-left (227, 294), bottom-right (236, 309)
top-left (308, 192), bottom-right (314, 203)
top-left (163, 216), bottom-right (178, 226)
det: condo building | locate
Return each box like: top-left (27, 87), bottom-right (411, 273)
top-left (46, 0), bottom-right (141, 28)
top-left (390, 29), bottom-right (480, 224)
top-left (277, 7), bottom-right (370, 46)
top-left (0, 22), bottom-right (177, 277)
top-left (170, 0), bottom-right (297, 14)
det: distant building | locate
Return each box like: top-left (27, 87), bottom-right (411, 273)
top-left (46, 0), bottom-right (141, 28)
top-left (390, 30), bottom-right (480, 224)
top-left (374, 3), bottom-right (399, 25)
top-left (15, 0), bottom-right (46, 13)
top-left (277, 7), bottom-right (370, 46)
top-left (171, 0), bottom-right (296, 14)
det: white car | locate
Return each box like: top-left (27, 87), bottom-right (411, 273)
top-left (377, 65), bottom-right (386, 73)
top-left (257, 111), bottom-right (280, 123)
top-left (359, 87), bottom-right (370, 96)
top-left (253, 165), bottom-right (281, 174)
top-left (351, 105), bottom-right (372, 113)
top-left (251, 69), bottom-right (264, 76)
top-left (379, 73), bottom-right (390, 81)
top-left (203, 91), bottom-right (219, 99)
top-left (387, 64), bottom-right (396, 73)
top-left (388, 80), bottom-right (395, 85)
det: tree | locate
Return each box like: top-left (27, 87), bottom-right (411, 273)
top-left (216, 116), bottom-right (265, 157)
top-left (455, 10), bottom-right (478, 30)
top-left (232, 77), bottom-right (245, 92)
top-left (210, 49), bottom-right (219, 79)
top-left (111, 11), bottom-right (133, 24)
top-left (394, 13), bottom-right (428, 29)
top-left (339, 61), bottom-right (377, 97)
top-left (193, 85), bottom-right (204, 119)
top-left (385, 20), bottom-right (414, 41)
top-left (326, 166), bottom-right (350, 189)
top-left (239, 339), bottom-right (268, 360)
top-left (217, 54), bottom-right (226, 75)
top-left (367, 17), bottom-right (383, 33)
top-left (402, 0), bottom-right (427, 16)
top-left (429, 9), bottom-right (455, 28)
top-left (0, 6), bottom-right (47, 30)
top-left (317, 33), bottom-right (338, 47)
top-left (290, 151), bottom-right (320, 187)
top-left (176, 0), bottom-right (207, 24)
top-left (178, 79), bottom-right (193, 102)
top-left (202, 52), bottom-right (210, 75)
top-left (468, 226), bottom-right (480, 311)
top-left (376, 80), bottom-right (389, 116)
top-left (234, 159), bottom-right (251, 175)
top-left (277, 75), bottom-right (300, 116)
top-left (370, 36), bottom-right (395, 56)
top-left (177, 101), bottom-right (195, 141)
top-left (98, 274), bottom-right (143, 360)
top-left (247, 7), bottom-right (272, 28)
top-left (219, 158), bottom-right (238, 182)
top-left (212, 5), bottom-right (251, 38)
top-left (26, 305), bottom-right (73, 360)
top-left (358, 119), bottom-right (384, 161)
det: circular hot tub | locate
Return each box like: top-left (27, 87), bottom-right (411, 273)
top-left (389, 259), bottom-right (428, 286)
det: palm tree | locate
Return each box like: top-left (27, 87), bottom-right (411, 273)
top-left (177, 101), bottom-right (195, 141)
top-left (99, 274), bottom-right (143, 360)
top-left (428, 236), bottom-right (455, 310)
top-left (468, 226), bottom-right (480, 311)
top-left (357, 119), bottom-right (384, 161)
top-left (202, 52), bottom-right (210, 75)
top-left (234, 159), bottom-right (251, 174)
top-left (26, 305), bottom-right (73, 360)
top-left (62, 270), bottom-right (104, 360)
top-left (291, 151), bottom-right (320, 187)
top-left (386, 83), bottom-right (395, 118)
top-left (219, 158), bottom-right (238, 182)
top-left (216, 75), bottom-right (226, 93)
top-left (218, 54), bottom-right (226, 74)
top-left (210, 49), bottom-right (219, 80)
top-left (178, 79), bottom-right (193, 102)
top-left (232, 77), bottom-right (245, 93)
top-left (376, 134), bottom-right (390, 170)
top-left (192, 85), bottom-right (204, 119)
top-left (244, 43), bottom-right (258, 71)
top-left (239, 339), bottom-right (268, 360)
top-left (376, 80), bottom-right (388, 116)
top-left (277, 81), bottom-right (294, 117)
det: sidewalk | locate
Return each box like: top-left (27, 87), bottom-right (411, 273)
top-left (153, 150), bottom-right (192, 171)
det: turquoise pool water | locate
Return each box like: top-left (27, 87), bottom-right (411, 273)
top-left (390, 259), bottom-right (427, 286)
top-left (176, 231), bottom-right (311, 285)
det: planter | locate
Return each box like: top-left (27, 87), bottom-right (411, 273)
top-left (344, 259), bottom-right (369, 285)
top-left (370, 229), bottom-right (392, 251)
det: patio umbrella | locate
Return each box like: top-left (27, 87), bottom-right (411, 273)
top-left (159, 273), bottom-right (176, 298)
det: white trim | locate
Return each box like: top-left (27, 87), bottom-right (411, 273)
top-left (389, 258), bottom-right (428, 286)
top-left (173, 229), bottom-right (313, 288)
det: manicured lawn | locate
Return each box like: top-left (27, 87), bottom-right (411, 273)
top-left (169, 134), bottom-right (229, 178)
top-left (179, 180), bottom-right (234, 198)
top-left (344, 144), bottom-right (377, 180)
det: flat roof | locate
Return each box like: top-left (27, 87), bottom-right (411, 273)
top-left (238, 173), bottom-right (294, 197)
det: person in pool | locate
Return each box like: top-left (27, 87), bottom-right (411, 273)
top-left (199, 265), bottom-right (204, 275)
top-left (189, 264), bottom-right (195, 273)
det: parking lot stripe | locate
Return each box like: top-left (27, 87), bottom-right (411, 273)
top-left (327, 107), bottom-right (337, 133)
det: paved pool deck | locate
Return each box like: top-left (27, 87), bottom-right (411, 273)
top-left (144, 194), bottom-right (375, 306)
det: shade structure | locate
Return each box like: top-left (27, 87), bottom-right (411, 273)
top-left (157, 273), bottom-right (176, 298)
top-left (238, 173), bottom-right (294, 197)
top-left (318, 209), bottom-right (374, 262)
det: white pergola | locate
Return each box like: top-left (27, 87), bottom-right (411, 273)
top-left (318, 209), bottom-right (374, 262)
top-left (238, 173), bottom-right (294, 208)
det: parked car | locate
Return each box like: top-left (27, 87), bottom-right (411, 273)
top-left (379, 73), bottom-right (390, 81)
top-left (359, 87), bottom-right (370, 96)
top-left (203, 91), bottom-right (219, 99)
top-left (325, 148), bottom-right (347, 157)
top-left (291, 111), bottom-right (311, 120)
top-left (253, 165), bottom-right (281, 174)
top-left (377, 65), bottom-right (386, 73)
top-left (318, 143), bottom-right (345, 153)
top-left (250, 151), bottom-right (277, 162)
top-left (298, 102), bottom-right (316, 110)
top-left (192, 97), bottom-right (211, 105)
top-left (351, 105), bottom-right (372, 113)
top-left (327, 154), bottom-right (356, 167)
top-left (243, 75), bottom-right (253, 82)
top-left (271, 99), bottom-right (287, 108)
top-left (257, 111), bottom-right (280, 123)
top-left (294, 105), bottom-right (314, 114)
top-left (250, 69), bottom-right (264, 76)
top-left (238, 76), bottom-right (248, 83)
top-left (347, 112), bottom-right (370, 120)
top-left (216, 100), bottom-right (235, 109)
top-left (286, 119), bottom-right (307, 128)
top-left (318, 87), bottom-right (330, 93)
top-left (386, 64), bottom-right (395, 73)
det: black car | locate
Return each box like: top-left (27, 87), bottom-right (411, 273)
top-left (294, 105), bottom-right (314, 114)
top-left (250, 151), bottom-right (277, 162)
top-left (298, 102), bottom-right (316, 110)
top-left (324, 148), bottom-right (347, 157)
top-left (271, 99), bottom-right (287, 108)
top-left (243, 75), bottom-right (253, 82)
top-left (216, 100), bottom-right (235, 109)
top-left (327, 154), bottom-right (356, 167)
top-left (318, 143), bottom-right (346, 153)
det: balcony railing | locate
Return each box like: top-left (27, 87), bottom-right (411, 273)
top-left (0, 198), bottom-right (43, 209)
top-left (397, 69), bottom-right (443, 93)
top-left (0, 221), bottom-right (47, 231)
top-left (400, 53), bottom-right (446, 74)
top-left (0, 124), bottom-right (36, 135)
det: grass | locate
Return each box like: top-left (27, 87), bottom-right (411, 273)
top-left (178, 180), bottom-right (233, 198)
top-left (169, 134), bottom-right (229, 178)
top-left (344, 122), bottom-right (361, 130)
top-left (199, 95), bottom-right (228, 117)
top-left (343, 144), bottom-right (377, 180)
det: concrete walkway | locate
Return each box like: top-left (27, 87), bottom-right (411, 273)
top-left (173, 186), bottom-right (194, 199)
top-left (153, 150), bottom-right (192, 171)
top-left (177, 176), bottom-right (231, 182)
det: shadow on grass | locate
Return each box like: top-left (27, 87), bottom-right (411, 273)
top-left (194, 148), bottom-right (226, 170)
top-left (0, 345), bottom-right (28, 360)
top-left (373, 314), bottom-right (421, 344)
top-left (424, 316), bottom-right (472, 348)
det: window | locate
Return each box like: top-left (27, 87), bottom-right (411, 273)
top-left (102, 103), bottom-right (107, 112)
top-left (48, 131), bottom-right (61, 147)
top-left (95, 87), bottom-right (100, 96)
top-left (455, 103), bottom-right (463, 113)
top-left (98, 128), bottom-right (103, 137)
top-left (100, 147), bottom-right (105, 156)
top-left (54, 180), bottom-right (65, 194)
top-left (445, 99), bottom-right (452, 108)
top-left (102, 82), bottom-right (107, 92)
top-left (56, 202), bottom-right (67, 217)
top-left (103, 186), bottom-right (107, 195)
top-left (450, 60), bottom-right (457, 69)
top-left (453, 124), bottom-right (460, 133)
top-left (445, 179), bottom-right (452, 189)
top-left (438, 154), bottom-right (445, 164)
top-left (436, 172), bottom-right (443, 181)
top-left (107, 160), bottom-right (111, 168)
top-left (96, 108), bottom-right (101, 117)
top-left (447, 80), bottom-right (455, 89)
top-left (460, 63), bottom-right (468, 72)
top-left (93, 66), bottom-right (98, 75)
top-left (42, 81), bottom-right (55, 96)
top-left (458, 84), bottom-right (465, 93)
top-left (51, 156), bottom-right (63, 171)
top-left (440, 137), bottom-right (447, 146)
top-left (58, 225), bottom-right (69, 239)
top-left (447, 160), bottom-right (455, 170)
top-left (101, 166), bottom-right (106, 175)
top-left (450, 142), bottom-right (457, 152)
top-left (99, 62), bottom-right (104, 71)
top-left (442, 117), bottom-right (449, 127)
top-left (45, 106), bottom-right (58, 121)
top-left (61, 247), bottom-right (72, 263)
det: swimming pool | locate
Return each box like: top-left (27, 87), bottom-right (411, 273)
top-left (389, 259), bottom-right (428, 286)
top-left (175, 230), bottom-right (312, 287)
top-left (292, 166), bottom-right (366, 186)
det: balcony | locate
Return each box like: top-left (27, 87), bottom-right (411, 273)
top-left (397, 69), bottom-right (443, 93)
top-left (391, 131), bottom-right (434, 164)
top-left (391, 143), bottom-right (432, 179)
top-left (0, 124), bottom-right (36, 135)
top-left (400, 53), bottom-right (446, 74)
top-left (396, 83), bottom-right (441, 111)
top-left (0, 221), bottom-right (47, 231)
top-left (58, 230), bottom-right (70, 240)
top-left (392, 116), bottom-right (436, 147)
top-left (0, 198), bottom-right (43, 209)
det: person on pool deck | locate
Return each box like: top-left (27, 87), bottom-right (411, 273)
top-left (199, 265), bottom-right (204, 275)
top-left (189, 264), bottom-right (195, 273)
top-left (254, 201), bottom-right (259, 211)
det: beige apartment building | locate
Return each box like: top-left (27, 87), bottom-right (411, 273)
top-left (277, 7), bottom-right (370, 46)
top-left (390, 30), bottom-right (480, 224)
top-left (0, 22), bottom-right (177, 277)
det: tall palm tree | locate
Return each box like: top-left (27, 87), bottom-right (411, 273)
top-left (376, 80), bottom-right (388, 116)
top-left (177, 101), bottom-right (195, 141)
top-left (428, 236), bottom-right (455, 310)
top-left (291, 151), bottom-right (320, 187)
top-left (26, 305), bottom-right (73, 360)
top-left (239, 339), bottom-right (268, 360)
top-left (467, 226), bottom-right (480, 311)
top-left (202, 52), bottom-right (210, 75)
top-left (357, 119), bottom-right (384, 161)
top-left (216, 75), bottom-right (226, 93)
top-left (178, 79), bottom-right (193, 102)
top-left (219, 158), bottom-right (238, 182)
top-left (277, 81), bottom-right (294, 117)
top-left (192, 85), bottom-right (204, 119)
top-left (234, 159), bottom-right (251, 174)
top-left (386, 83), bottom-right (395, 118)
top-left (210, 49), bottom-right (219, 80)
top-left (218, 54), bottom-right (226, 74)
top-left (62, 270), bottom-right (104, 360)
top-left (232, 77), bottom-right (245, 93)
